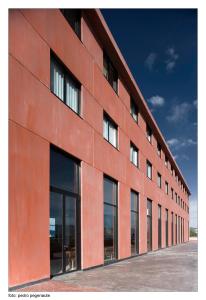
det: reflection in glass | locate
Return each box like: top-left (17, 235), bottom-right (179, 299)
top-left (65, 196), bottom-right (77, 271)
top-left (147, 199), bottom-right (152, 251)
top-left (104, 205), bottom-right (117, 261)
top-left (104, 177), bottom-right (117, 262)
top-left (130, 191), bottom-right (139, 255)
top-left (158, 205), bottom-right (162, 249)
top-left (50, 148), bottom-right (79, 194)
top-left (104, 177), bottom-right (117, 205)
top-left (50, 192), bottom-right (63, 275)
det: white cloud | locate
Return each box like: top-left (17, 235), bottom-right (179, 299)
top-left (147, 95), bottom-right (165, 107)
top-left (167, 138), bottom-right (179, 146)
top-left (167, 137), bottom-right (197, 150)
top-left (145, 53), bottom-right (157, 71)
top-left (166, 102), bottom-right (191, 122)
top-left (165, 47), bottom-right (179, 72)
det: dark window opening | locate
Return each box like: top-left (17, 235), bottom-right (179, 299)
top-left (130, 97), bottom-right (138, 123)
top-left (146, 125), bottom-right (152, 143)
top-left (103, 52), bottom-right (118, 93)
top-left (157, 143), bottom-right (161, 157)
top-left (60, 9), bottom-right (81, 38)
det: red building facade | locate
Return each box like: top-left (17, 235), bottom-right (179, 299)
top-left (9, 9), bottom-right (190, 288)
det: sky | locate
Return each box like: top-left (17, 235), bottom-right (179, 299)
top-left (101, 9), bottom-right (197, 227)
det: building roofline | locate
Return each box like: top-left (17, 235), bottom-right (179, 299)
top-left (84, 8), bottom-right (191, 195)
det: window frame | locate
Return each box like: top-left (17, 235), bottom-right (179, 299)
top-left (146, 125), bottom-right (152, 143)
top-left (146, 160), bottom-right (152, 180)
top-left (130, 190), bottom-right (139, 256)
top-left (103, 52), bottom-right (118, 94)
top-left (60, 9), bottom-right (81, 39)
top-left (165, 181), bottom-right (169, 195)
top-left (50, 52), bottom-right (81, 115)
top-left (130, 97), bottom-right (139, 123)
top-left (103, 112), bottom-right (118, 149)
top-left (157, 143), bottom-right (161, 157)
top-left (130, 142), bottom-right (139, 168)
top-left (103, 175), bottom-right (118, 263)
top-left (157, 172), bottom-right (162, 188)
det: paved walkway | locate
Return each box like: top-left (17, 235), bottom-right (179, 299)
top-left (18, 241), bottom-right (197, 292)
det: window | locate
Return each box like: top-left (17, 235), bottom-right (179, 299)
top-left (165, 181), bottom-right (169, 195)
top-left (158, 205), bottom-right (162, 249)
top-left (130, 142), bottom-right (139, 167)
top-left (157, 143), bottom-right (161, 157)
top-left (171, 212), bottom-right (174, 246)
top-left (130, 97), bottom-right (138, 123)
top-left (103, 52), bottom-right (118, 93)
top-left (50, 54), bottom-right (80, 114)
top-left (171, 188), bottom-right (174, 200)
top-left (104, 176), bottom-right (118, 262)
top-left (50, 147), bottom-right (80, 275)
top-left (165, 209), bottom-right (168, 247)
top-left (146, 160), bottom-right (152, 179)
top-left (171, 166), bottom-right (173, 176)
top-left (146, 125), bottom-right (152, 143)
top-left (131, 191), bottom-right (139, 255)
top-left (60, 9), bottom-right (81, 38)
top-left (103, 113), bottom-right (118, 148)
top-left (147, 199), bottom-right (152, 251)
top-left (175, 192), bottom-right (177, 203)
top-left (157, 173), bottom-right (162, 188)
top-left (165, 156), bottom-right (168, 168)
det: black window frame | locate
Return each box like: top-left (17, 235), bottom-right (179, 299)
top-left (130, 142), bottom-right (139, 168)
top-left (103, 52), bottom-right (118, 94)
top-left (50, 52), bottom-right (81, 116)
top-left (103, 112), bottom-right (118, 149)
top-left (60, 9), bottom-right (81, 39)
top-left (130, 97), bottom-right (139, 123)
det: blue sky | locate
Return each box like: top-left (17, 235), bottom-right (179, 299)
top-left (101, 9), bottom-right (197, 227)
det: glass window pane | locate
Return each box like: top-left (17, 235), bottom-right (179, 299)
top-left (103, 118), bottom-right (108, 140)
top-left (131, 191), bottom-right (139, 211)
top-left (50, 191), bottom-right (63, 275)
top-left (104, 177), bottom-right (117, 205)
top-left (51, 59), bottom-right (64, 101)
top-left (109, 123), bottom-right (117, 147)
top-left (104, 204), bottom-right (117, 261)
top-left (50, 148), bottom-right (79, 194)
top-left (66, 76), bottom-right (79, 113)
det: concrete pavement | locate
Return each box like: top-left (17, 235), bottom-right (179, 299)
top-left (18, 240), bottom-right (198, 292)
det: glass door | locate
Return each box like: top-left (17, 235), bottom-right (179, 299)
top-left (50, 147), bottom-right (80, 276)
